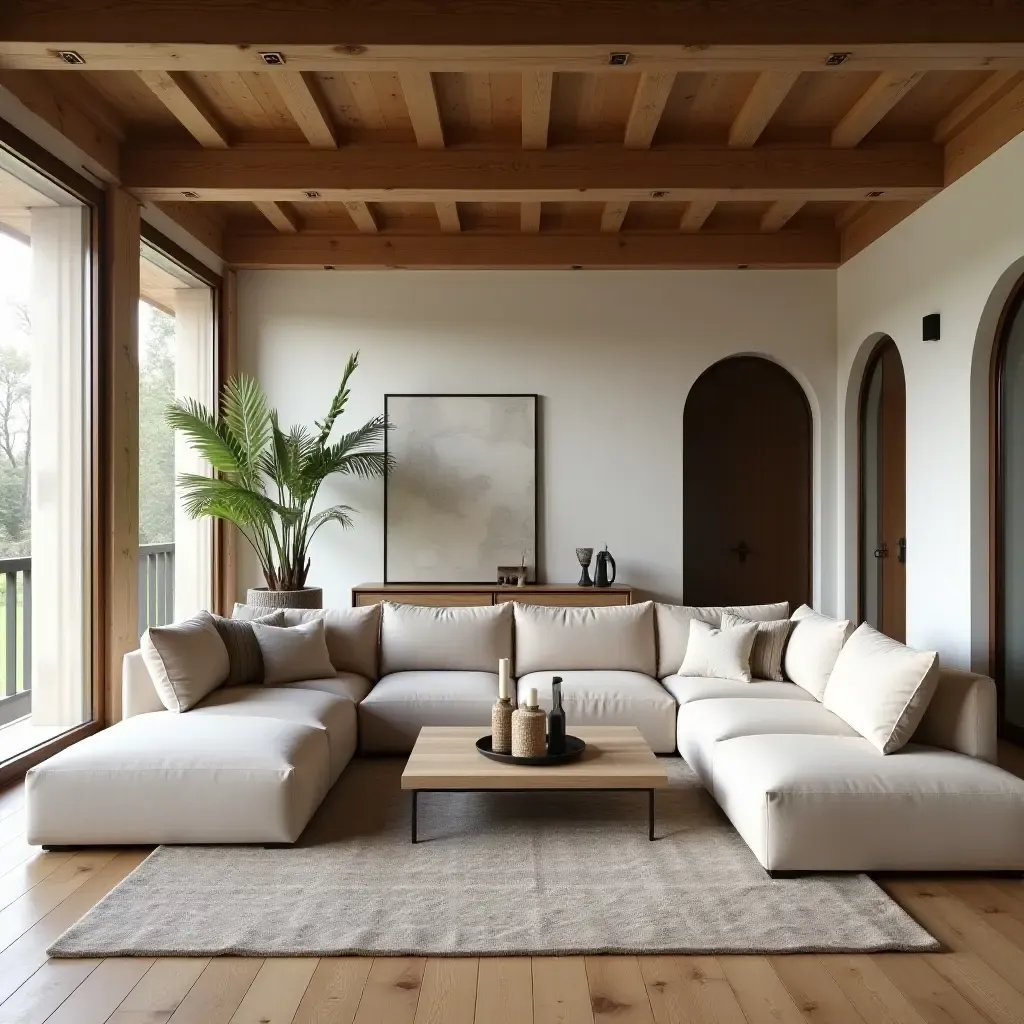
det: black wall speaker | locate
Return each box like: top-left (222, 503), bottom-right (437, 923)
top-left (923, 312), bottom-right (940, 342)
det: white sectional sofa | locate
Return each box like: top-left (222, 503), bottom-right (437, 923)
top-left (25, 598), bottom-right (1024, 874)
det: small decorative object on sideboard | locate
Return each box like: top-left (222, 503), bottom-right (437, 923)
top-left (511, 687), bottom-right (547, 758)
top-left (548, 676), bottom-right (566, 755)
top-left (491, 658), bottom-right (513, 754)
top-left (575, 548), bottom-right (594, 587)
top-left (497, 552), bottom-right (529, 586)
top-left (594, 545), bottom-right (616, 588)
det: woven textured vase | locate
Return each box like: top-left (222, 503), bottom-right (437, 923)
top-left (491, 698), bottom-right (513, 754)
top-left (246, 587), bottom-right (323, 611)
top-left (511, 702), bottom-right (546, 758)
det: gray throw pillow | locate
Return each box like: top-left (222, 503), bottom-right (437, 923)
top-left (210, 611), bottom-right (285, 687)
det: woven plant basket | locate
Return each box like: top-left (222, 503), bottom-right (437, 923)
top-left (246, 587), bottom-right (323, 611)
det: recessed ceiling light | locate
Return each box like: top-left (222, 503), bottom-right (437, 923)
top-left (571, 264), bottom-right (583, 269)
top-left (56, 50), bottom-right (86, 64)
top-left (181, 191), bottom-right (199, 199)
top-left (259, 51), bottom-right (286, 65)
top-left (304, 190), bottom-right (321, 199)
top-left (608, 52), bottom-right (631, 66)
top-left (825, 52), bottom-right (851, 66)
top-left (737, 264), bottom-right (749, 270)
top-left (651, 190), bottom-right (668, 198)
top-left (867, 190), bottom-right (885, 197)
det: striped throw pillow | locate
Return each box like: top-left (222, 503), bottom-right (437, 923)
top-left (721, 611), bottom-right (792, 682)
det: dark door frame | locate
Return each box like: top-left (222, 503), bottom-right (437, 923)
top-left (991, 268), bottom-right (1024, 744)
top-left (856, 335), bottom-right (904, 628)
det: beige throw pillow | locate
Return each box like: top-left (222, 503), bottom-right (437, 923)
top-left (250, 618), bottom-right (336, 686)
top-left (721, 611), bottom-right (791, 681)
top-left (823, 623), bottom-right (940, 754)
top-left (678, 619), bottom-right (759, 682)
top-left (141, 610), bottom-right (230, 712)
top-left (783, 605), bottom-right (852, 700)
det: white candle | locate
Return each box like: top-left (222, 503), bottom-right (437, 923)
top-left (498, 658), bottom-right (510, 700)
top-left (528, 686), bottom-right (538, 708)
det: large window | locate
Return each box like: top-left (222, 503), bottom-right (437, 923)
top-left (0, 148), bottom-right (95, 763)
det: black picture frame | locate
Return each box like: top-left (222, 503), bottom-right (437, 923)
top-left (384, 393), bottom-right (540, 584)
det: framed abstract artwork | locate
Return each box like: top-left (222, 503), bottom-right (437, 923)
top-left (384, 394), bottom-right (538, 583)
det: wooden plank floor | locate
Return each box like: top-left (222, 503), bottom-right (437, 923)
top-left (2, 754), bottom-right (1024, 1024)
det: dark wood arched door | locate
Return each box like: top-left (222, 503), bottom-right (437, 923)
top-left (683, 356), bottom-right (812, 610)
top-left (859, 338), bottom-right (907, 642)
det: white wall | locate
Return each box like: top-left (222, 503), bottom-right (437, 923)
top-left (238, 270), bottom-right (837, 610)
top-left (837, 131), bottom-right (1024, 670)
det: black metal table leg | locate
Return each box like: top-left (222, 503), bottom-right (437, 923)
top-left (648, 789), bottom-right (655, 841)
top-left (411, 790), bottom-right (418, 844)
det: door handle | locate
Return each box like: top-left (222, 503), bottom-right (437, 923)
top-left (730, 541), bottom-right (751, 564)
top-left (874, 542), bottom-right (889, 559)
top-left (898, 537), bottom-right (906, 564)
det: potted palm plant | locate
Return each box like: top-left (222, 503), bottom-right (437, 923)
top-left (167, 352), bottom-right (390, 610)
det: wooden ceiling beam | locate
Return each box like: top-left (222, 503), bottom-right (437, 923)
top-left (600, 202), bottom-right (630, 232)
top-left (760, 198), bottom-right (805, 232)
top-left (623, 72), bottom-right (676, 149)
top-left (945, 77), bottom-right (1024, 184)
top-left (223, 228), bottom-right (839, 269)
top-left (254, 200), bottom-right (301, 233)
top-left (521, 71), bottom-right (553, 149)
top-left (121, 143), bottom-right (942, 202)
top-left (679, 199), bottom-right (717, 232)
top-left (831, 71), bottom-right (925, 147)
top-left (138, 71), bottom-right (230, 148)
top-left (6, 1), bottom-right (1024, 49)
top-left (344, 201), bottom-right (379, 233)
top-left (274, 71), bottom-right (338, 148)
top-left (728, 71), bottom-right (800, 147)
top-left (933, 71), bottom-right (1021, 143)
top-left (520, 202), bottom-right (542, 233)
top-left (400, 70), bottom-right (445, 148)
top-left (435, 201), bottom-right (461, 233)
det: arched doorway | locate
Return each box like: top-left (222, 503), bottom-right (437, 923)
top-left (858, 337), bottom-right (907, 642)
top-left (683, 356), bottom-right (811, 610)
top-left (993, 271), bottom-right (1024, 742)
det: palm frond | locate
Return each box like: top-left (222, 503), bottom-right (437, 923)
top-left (307, 504), bottom-right (356, 535)
top-left (313, 352), bottom-right (358, 448)
top-left (165, 399), bottom-right (245, 476)
top-left (222, 375), bottom-right (272, 481)
top-left (175, 473), bottom-right (279, 530)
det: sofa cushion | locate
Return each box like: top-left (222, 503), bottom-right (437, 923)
top-left (234, 603), bottom-right (382, 680)
top-left (823, 623), bottom-right (940, 754)
top-left (516, 670), bottom-right (676, 753)
top-left (662, 675), bottom-right (816, 707)
top-left (913, 669), bottom-right (997, 762)
top-left (25, 712), bottom-right (330, 845)
top-left (193, 684), bottom-right (357, 780)
top-left (358, 671), bottom-right (499, 753)
top-left (720, 611), bottom-right (791, 682)
top-left (678, 619), bottom-right (758, 682)
top-left (709, 734), bottom-right (1024, 871)
top-left (654, 602), bottom-right (789, 678)
top-left (251, 619), bottom-right (336, 685)
top-left (783, 605), bottom-right (851, 700)
top-left (379, 602), bottom-right (512, 675)
top-left (141, 610), bottom-right (230, 713)
top-left (274, 672), bottom-right (373, 705)
top-left (211, 611), bottom-right (285, 687)
top-left (676, 696), bottom-right (859, 784)
top-left (514, 601), bottom-right (656, 676)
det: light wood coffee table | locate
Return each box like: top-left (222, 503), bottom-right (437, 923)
top-left (401, 726), bottom-right (669, 843)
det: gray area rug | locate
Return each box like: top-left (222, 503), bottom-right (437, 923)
top-left (50, 758), bottom-right (937, 956)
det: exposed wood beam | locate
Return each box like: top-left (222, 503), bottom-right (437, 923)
top-left (600, 202), bottom-right (630, 232)
top-left (138, 71), bottom-right (230, 148)
top-left (254, 200), bottom-right (301, 233)
top-left (521, 70), bottom-right (553, 149)
top-left (153, 201), bottom-right (227, 257)
top-left (400, 70), bottom-right (445, 148)
top-left (728, 71), bottom-right (799, 147)
top-left (121, 143), bottom-right (943, 203)
top-left (831, 71), bottom-right (925, 148)
top-left (679, 199), bottom-right (717, 232)
top-left (435, 201), bottom-right (461, 233)
top-left (945, 77), bottom-right (1024, 184)
top-left (273, 71), bottom-right (337, 148)
top-left (623, 72), bottom-right (675, 149)
top-left (933, 71), bottom-right (1021, 143)
top-left (344, 201), bottom-right (378, 233)
top-left (223, 228), bottom-right (839, 269)
top-left (6, 1), bottom-right (1024, 49)
top-left (760, 198), bottom-right (805, 232)
top-left (520, 202), bottom-right (542, 233)
top-left (840, 200), bottom-right (925, 261)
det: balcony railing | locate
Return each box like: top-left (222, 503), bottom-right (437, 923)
top-left (0, 545), bottom-right (175, 727)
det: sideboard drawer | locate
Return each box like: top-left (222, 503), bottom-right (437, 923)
top-left (494, 591), bottom-right (630, 606)
top-left (354, 591), bottom-right (494, 607)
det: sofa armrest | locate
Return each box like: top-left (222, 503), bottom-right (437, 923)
top-left (122, 650), bottom-right (165, 718)
top-left (912, 668), bottom-right (997, 763)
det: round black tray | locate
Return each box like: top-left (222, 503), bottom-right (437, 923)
top-left (475, 734), bottom-right (586, 766)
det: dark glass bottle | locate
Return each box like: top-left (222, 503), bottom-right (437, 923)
top-left (548, 676), bottom-right (566, 754)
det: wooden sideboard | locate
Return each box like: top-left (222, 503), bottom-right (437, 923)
top-left (352, 583), bottom-right (634, 607)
